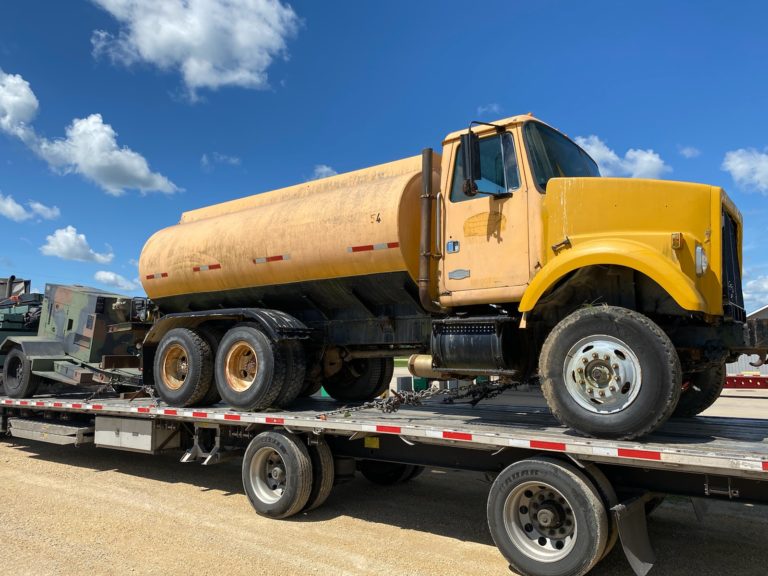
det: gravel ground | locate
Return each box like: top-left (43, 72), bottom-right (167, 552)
top-left (0, 390), bottom-right (766, 575)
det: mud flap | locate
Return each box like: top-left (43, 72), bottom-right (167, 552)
top-left (612, 494), bottom-right (657, 576)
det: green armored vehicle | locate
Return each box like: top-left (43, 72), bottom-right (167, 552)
top-left (0, 284), bottom-right (152, 397)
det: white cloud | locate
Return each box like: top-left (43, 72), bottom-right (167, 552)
top-left (40, 225), bottom-right (114, 264)
top-left (311, 164), bottom-right (337, 180)
top-left (94, 270), bottom-right (137, 291)
top-left (744, 275), bottom-right (768, 313)
top-left (0, 69), bottom-right (38, 140)
top-left (722, 148), bottom-right (768, 193)
top-left (28, 201), bottom-right (61, 220)
top-left (37, 114), bottom-right (178, 196)
top-left (0, 193), bottom-right (60, 222)
top-left (201, 151), bottom-right (241, 171)
top-left (477, 103), bottom-right (501, 116)
top-left (0, 67), bottom-right (178, 196)
top-left (91, 0), bottom-right (300, 97)
top-left (0, 193), bottom-right (33, 222)
top-left (679, 145), bottom-right (700, 159)
top-left (576, 135), bottom-right (671, 179)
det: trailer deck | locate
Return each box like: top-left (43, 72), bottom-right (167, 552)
top-left (2, 393), bottom-right (767, 481)
top-left (3, 391), bottom-right (767, 576)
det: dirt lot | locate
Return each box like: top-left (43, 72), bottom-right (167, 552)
top-left (1, 390), bottom-right (767, 576)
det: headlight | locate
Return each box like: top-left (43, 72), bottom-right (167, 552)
top-left (695, 244), bottom-right (709, 277)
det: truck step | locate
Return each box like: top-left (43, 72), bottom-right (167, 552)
top-left (8, 417), bottom-right (94, 446)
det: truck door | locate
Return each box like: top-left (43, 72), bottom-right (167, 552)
top-left (440, 131), bottom-right (530, 305)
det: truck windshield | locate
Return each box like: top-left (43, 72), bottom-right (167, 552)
top-left (524, 122), bottom-right (600, 190)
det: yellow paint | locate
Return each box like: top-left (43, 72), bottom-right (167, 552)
top-left (363, 436), bottom-right (380, 449)
top-left (463, 212), bottom-right (506, 237)
top-left (518, 177), bottom-right (739, 315)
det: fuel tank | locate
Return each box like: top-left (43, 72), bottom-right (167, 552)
top-left (139, 154), bottom-right (439, 314)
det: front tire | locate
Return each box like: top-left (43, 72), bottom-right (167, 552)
top-left (674, 365), bottom-right (725, 417)
top-left (3, 347), bottom-right (42, 398)
top-left (539, 306), bottom-right (681, 440)
top-left (487, 457), bottom-right (609, 576)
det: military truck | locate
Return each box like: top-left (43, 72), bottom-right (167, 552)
top-left (0, 284), bottom-right (151, 398)
top-left (2, 115), bottom-right (767, 440)
top-left (0, 277), bottom-right (43, 381)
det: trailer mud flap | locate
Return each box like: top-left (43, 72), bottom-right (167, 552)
top-left (613, 495), bottom-right (657, 576)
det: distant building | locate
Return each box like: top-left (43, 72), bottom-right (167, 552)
top-left (727, 304), bottom-right (768, 376)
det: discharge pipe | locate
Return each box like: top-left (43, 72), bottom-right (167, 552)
top-left (418, 149), bottom-right (449, 314)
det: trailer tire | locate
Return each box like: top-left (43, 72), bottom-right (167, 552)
top-left (323, 357), bottom-right (390, 403)
top-left (674, 365), bottom-right (725, 418)
top-left (303, 438), bottom-right (335, 512)
top-left (3, 347), bottom-right (42, 398)
top-left (487, 456), bottom-right (608, 576)
top-left (153, 328), bottom-right (213, 407)
top-left (215, 325), bottom-right (285, 410)
top-left (274, 340), bottom-right (306, 408)
top-left (403, 465), bottom-right (426, 482)
top-left (359, 460), bottom-right (415, 485)
top-left (243, 430), bottom-right (313, 519)
top-left (540, 306), bottom-right (681, 440)
top-left (583, 464), bottom-right (619, 561)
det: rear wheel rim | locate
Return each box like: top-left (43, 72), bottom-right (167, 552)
top-left (161, 343), bottom-right (189, 391)
top-left (250, 447), bottom-right (286, 504)
top-left (503, 481), bottom-right (577, 563)
top-left (563, 334), bottom-right (642, 414)
top-left (225, 341), bottom-right (259, 392)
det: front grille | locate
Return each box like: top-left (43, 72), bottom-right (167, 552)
top-left (721, 209), bottom-right (745, 322)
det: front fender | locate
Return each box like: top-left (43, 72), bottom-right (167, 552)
top-left (519, 239), bottom-right (706, 313)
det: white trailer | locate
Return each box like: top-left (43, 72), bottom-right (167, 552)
top-left (1, 392), bottom-right (766, 576)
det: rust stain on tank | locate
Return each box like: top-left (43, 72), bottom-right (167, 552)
top-left (463, 212), bottom-right (506, 237)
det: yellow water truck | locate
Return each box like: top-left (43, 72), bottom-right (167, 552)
top-left (139, 115), bottom-right (767, 439)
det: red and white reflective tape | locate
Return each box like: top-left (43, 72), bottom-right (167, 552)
top-left (145, 272), bottom-right (168, 280)
top-left (253, 254), bottom-right (290, 264)
top-left (347, 241), bottom-right (399, 253)
top-left (192, 263), bottom-right (222, 272)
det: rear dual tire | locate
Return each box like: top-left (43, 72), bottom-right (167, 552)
top-left (323, 357), bottom-right (393, 403)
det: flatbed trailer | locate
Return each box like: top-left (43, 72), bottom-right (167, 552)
top-left (1, 392), bottom-right (767, 576)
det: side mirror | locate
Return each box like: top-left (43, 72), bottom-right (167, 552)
top-left (460, 132), bottom-right (481, 196)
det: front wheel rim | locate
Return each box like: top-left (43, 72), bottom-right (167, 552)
top-left (502, 481), bottom-right (577, 562)
top-left (563, 334), bottom-right (642, 414)
top-left (250, 447), bottom-right (286, 504)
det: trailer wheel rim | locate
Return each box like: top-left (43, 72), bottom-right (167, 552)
top-left (503, 481), bottom-right (577, 563)
top-left (161, 343), bottom-right (189, 391)
top-left (250, 447), bottom-right (286, 504)
top-left (563, 334), bottom-right (642, 414)
top-left (224, 341), bottom-right (259, 392)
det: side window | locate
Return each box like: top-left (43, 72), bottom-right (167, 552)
top-left (450, 133), bottom-right (520, 202)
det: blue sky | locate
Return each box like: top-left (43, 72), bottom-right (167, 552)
top-left (0, 1), bottom-right (767, 311)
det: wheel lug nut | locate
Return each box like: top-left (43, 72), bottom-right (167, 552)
top-left (582, 358), bottom-right (588, 364)
top-left (577, 368), bottom-right (583, 373)
top-left (588, 388), bottom-right (594, 395)
top-left (609, 386), bottom-right (616, 392)
top-left (599, 390), bottom-right (606, 397)
top-left (615, 375), bottom-right (621, 381)
top-left (604, 354), bottom-right (610, 361)
top-left (612, 364), bottom-right (619, 369)
top-left (591, 353), bottom-right (598, 359)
